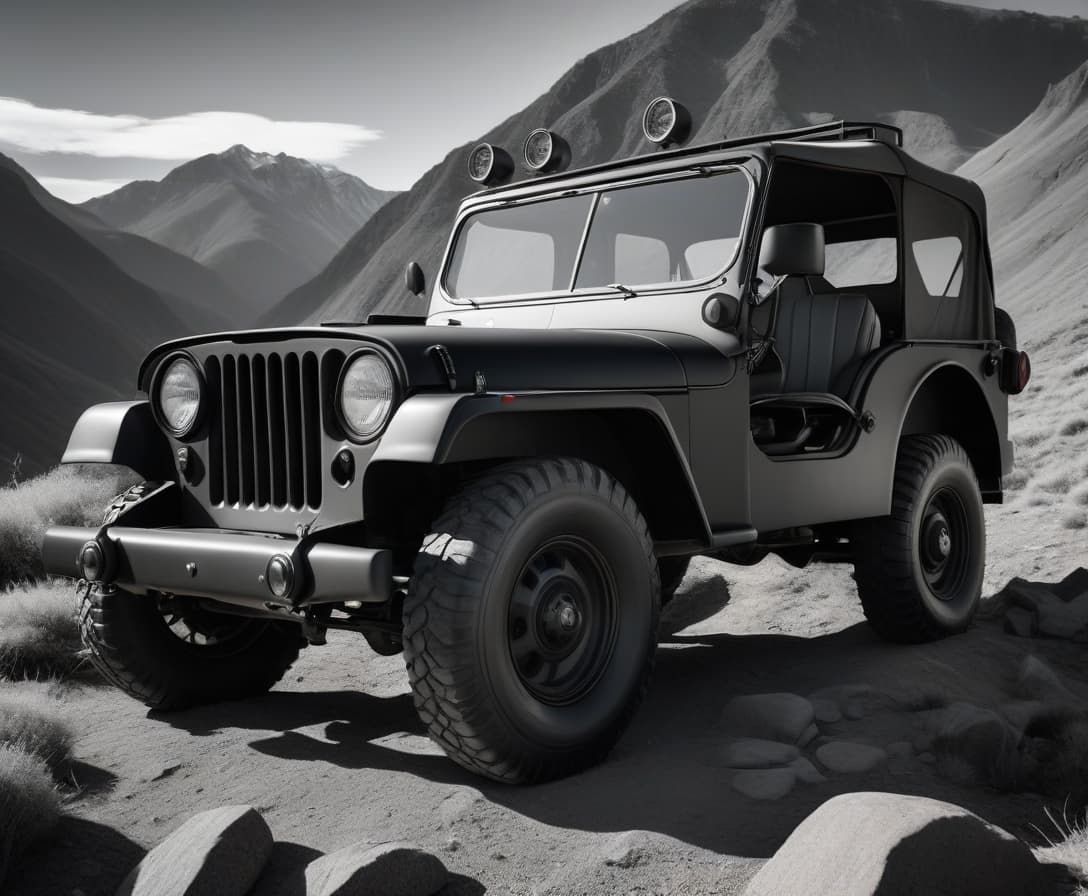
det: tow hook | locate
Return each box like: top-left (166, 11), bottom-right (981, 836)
top-left (301, 609), bottom-right (327, 646)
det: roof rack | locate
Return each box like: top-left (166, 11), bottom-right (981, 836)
top-left (716, 120), bottom-right (903, 151)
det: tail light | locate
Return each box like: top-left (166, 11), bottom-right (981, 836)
top-left (1000, 348), bottom-right (1031, 395)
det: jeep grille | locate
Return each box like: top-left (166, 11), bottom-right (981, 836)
top-left (204, 352), bottom-right (324, 511)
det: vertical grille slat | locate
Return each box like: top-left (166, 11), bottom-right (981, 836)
top-left (204, 350), bottom-right (323, 512)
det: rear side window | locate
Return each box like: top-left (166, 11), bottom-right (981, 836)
top-left (824, 238), bottom-right (898, 289)
top-left (912, 236), bottom-right (963, 297)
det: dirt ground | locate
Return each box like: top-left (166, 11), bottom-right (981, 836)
top-left (6, 491), bottom-right (1087, 896)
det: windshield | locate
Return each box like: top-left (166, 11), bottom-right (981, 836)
top-left (444, 168), bottom-right (750, 302)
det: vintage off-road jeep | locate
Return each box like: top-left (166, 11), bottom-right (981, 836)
top-left (43, 106), bottom-right (1030, 783)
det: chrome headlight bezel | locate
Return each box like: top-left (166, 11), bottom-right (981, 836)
top-left (152, 352), bottom-right (205, 439)
top-left (336, 349), bottom-right (399, 444)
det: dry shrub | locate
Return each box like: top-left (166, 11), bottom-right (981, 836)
top-left (1064, 510), bottom-right (1088, 531)
top-left (0, 682), bottom-right (75, 778)
top-left (0, 465), bottom-right (132, 587)
top-left (0, 745), bottom-right (60, 888)
top-left (1061, 418), bottom-right (1088, 437)
top-left (1002, 467), bottom-right (1030, 491)
top-left (0, 584), bottom-right (83, 681)
top-left (1034, 808), bottom-right (1088, 895)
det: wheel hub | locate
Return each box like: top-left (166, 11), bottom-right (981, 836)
top-left (508, 538), bottom-right (618, 705)
top-left (919, 489), bottom-right (970, 601)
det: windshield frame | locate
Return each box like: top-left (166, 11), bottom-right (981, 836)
top-left (438, 163), bottom-right (756, 307)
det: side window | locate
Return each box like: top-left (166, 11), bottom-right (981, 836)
top-left (912, 236), bottom-right (963, 297)
top-left (824, 238), bottom-right (898, 289)
top-left (615, 234), bottom-right (669, 285)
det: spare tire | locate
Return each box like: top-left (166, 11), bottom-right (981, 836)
top-left (994, 307), bottom-right (1017, 351)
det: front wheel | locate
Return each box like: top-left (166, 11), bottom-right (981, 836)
top-left (403, 458), bottom-right (660, 784)
top-left (852, 435), bottom-right (985, 643)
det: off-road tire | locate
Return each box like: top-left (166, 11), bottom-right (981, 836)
top-left (403, 458), bottom-right (660, 784)
top-left (78, 484), bottom-right (303, 710)
top-left (853, 435), bottom-right (985, 643)
top-left (658, 556), bottom-right (691, 605)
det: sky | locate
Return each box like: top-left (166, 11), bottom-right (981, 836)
top-left (1, 0), bottom-right (1085, 202)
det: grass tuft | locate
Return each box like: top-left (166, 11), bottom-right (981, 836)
top-left (0, 744), bottom-right (61, 888)
top-left (1034, 806), bottom-right (1088, 895)
top-left (0, 682), bottom-right (75, 779)
top-left (0, 466), bottom-right (132, 587)
top-left (1064, 510), bottom-right (1088, 531)
top-left (0, 583), bottom-right (83, 681)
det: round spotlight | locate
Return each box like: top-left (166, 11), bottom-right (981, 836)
top-left (266, 554), bottom-right (295, 599)
top-left (467, 143), bottom-right (514, 186)
top-left (642, 97), bottom-right (692, 147)
top-left (523, 129), bottom-right (571, 173)
top-left (79, 540), bottom-right (105, 582)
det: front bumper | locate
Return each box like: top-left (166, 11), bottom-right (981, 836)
top-left (42, 525), bottom-right (393, 608)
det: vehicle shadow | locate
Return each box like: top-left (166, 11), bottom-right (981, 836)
top-left (154, 588), bottom-right (1087, 861)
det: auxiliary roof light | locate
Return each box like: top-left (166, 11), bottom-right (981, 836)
top-left (467, 143), bottom-right (514, 187)
top-left (642, 97), bottom-right (692, 148)
top-left (523, 128), bottom-right (571, 174)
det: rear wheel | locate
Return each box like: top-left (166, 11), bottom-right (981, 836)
top-left (78, 484), bottom-right (303, 710)
top-left (403, 458), bottom-right (660, 783)
top-left (853, 435), bottom-right (985, 643)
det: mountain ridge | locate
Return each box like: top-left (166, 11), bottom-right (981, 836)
top-left (85, 146), bottom-right (398, 312)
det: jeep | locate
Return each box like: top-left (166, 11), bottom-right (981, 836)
top-left (42, 106), bottom-right (1029, 783)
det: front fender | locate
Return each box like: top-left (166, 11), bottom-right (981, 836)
top-left (61, 401), bottom-right (175, 481)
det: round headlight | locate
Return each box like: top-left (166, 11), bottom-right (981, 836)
top-left (523, 129), bottom-right (570, 173)
top-left (339, 352), bottom-right (396, 441)
top-left (642, 97), bottom-right (692, 147)
top-left (158, 356), bottom-right (203, 437)
top-left (467, 143), bottom-right (514, 187)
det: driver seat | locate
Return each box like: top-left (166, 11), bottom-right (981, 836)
top-left (751, 286), bottom-right (881, 454)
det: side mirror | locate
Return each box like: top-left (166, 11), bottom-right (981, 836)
top-left (404, 261), bottom-right (426, 297)
top-left (702, 293), bottom-right (741, 331)
top-left (758, 223), bottom-right (825, 277)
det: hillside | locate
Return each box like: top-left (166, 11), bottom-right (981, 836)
top-left (960, 59), bottom-right (1088, 348)
top-left (267, 0), bottom-right (1088, 326)
top-left (0, 166), bottom-right (203, 478)
top-left (85, 147), bottom-right (398, 311)
top-left (0, 155), bottom-right (243, 330)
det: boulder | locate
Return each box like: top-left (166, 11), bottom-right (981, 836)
top-left (721, 693), bottom-right (814, 743)
top-left (720, 738), bottom-right (801, 769)
top-left (1003, 607), bottom-right (1036, 638)
top-left (812, 698), bottom-right (842, 724)
top-left (815, 742), bottom-right (887, 774)
top-left (730, 768), bottom-right (797, 800)
top-left (809, 684), bottom-right (897, 719)
top-left (998, 575), bottom-right (1088, 640)
top-left (1052, 567), bottom-right (1088, 602)
top-left (929, 702), bottom-right (1020, 775)
top-left (743, 792), bottom-right (1048, 896)
top-left (117, 805), bottom-right (272, 896)
top-left (1015, 656), bottom-right (1079, 704)
top-left (788, 757), bottom-right (827, 784)
top-left (304, 841), bottom-right (447, 896)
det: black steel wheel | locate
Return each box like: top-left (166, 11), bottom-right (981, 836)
top-left (78, 484), bottom-right (303, 710)
top-left (404, 458), bottom-right (660, 784)
top-left (853, 435), bottom-right (985, 643)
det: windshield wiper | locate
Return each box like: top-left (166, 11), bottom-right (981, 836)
top-left (606, 283), bottom-right (638, 299)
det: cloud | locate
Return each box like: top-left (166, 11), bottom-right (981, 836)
top-left (38, 177), bottom-right (131, 203)
top-left (0, 97), bottom-right (382, 162)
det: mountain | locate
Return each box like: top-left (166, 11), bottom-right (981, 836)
top-left (266, 0), bottom-right (1088, 327)
top-left (0, 155), bottom-right (243, 330)
top-left (960, 59), bottom-right (1088, 349)
top-left (0, 162), bottom-right (226, 478)
top-left (84, 147), bottom-right (398, 310)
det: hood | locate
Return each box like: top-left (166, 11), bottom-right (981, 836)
top-left (139, 324), bottom-right (736, 394)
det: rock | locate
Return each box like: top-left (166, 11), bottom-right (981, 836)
top-left (797, 723), bottom-right (820, 747)
top-left (743, 792), bottom-right (1049, 896)
top-left (929, 702), bottom-right (1020, 775)
top-left (1004, 607), bottom-right (1036, 638)
top-left (810, 684), bottom-right (897, 719)
top-left (1015, 656), bottom-right (1079, 704)
top-left (1037, 599), bottom-right (1088, 639)
top-left (721, 693), bottom-right (814, 743)
top-left (813, 698), bottom-right (842, 724)
top-left (304, 842), bottom-right (447, 896)
top-left (1052, 567), bottom-right (1088, 602)
top-left (602, 832), bottom-right (649, 869)
top-left (117, 805), bottom-right (273, 896)
top-left (999, 700), bottom-right (1048, 732)
top-left (730, 768), bottom-right (797, 800)
top-left (789, 757), bottom-right (827, 784)
top-left (998, 577), bottom-right (1088, 639)
top-left (720, 738), bottom-right (801, 769)
top-left (886, 741), bottom-right (913, 758)
top-left (815, 742), bottom-right (887, 774)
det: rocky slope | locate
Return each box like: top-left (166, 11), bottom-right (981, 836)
top-left (266, 0), bottom-right (1088, 326)
top-left (85, 147), bottom-right (397, 310)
